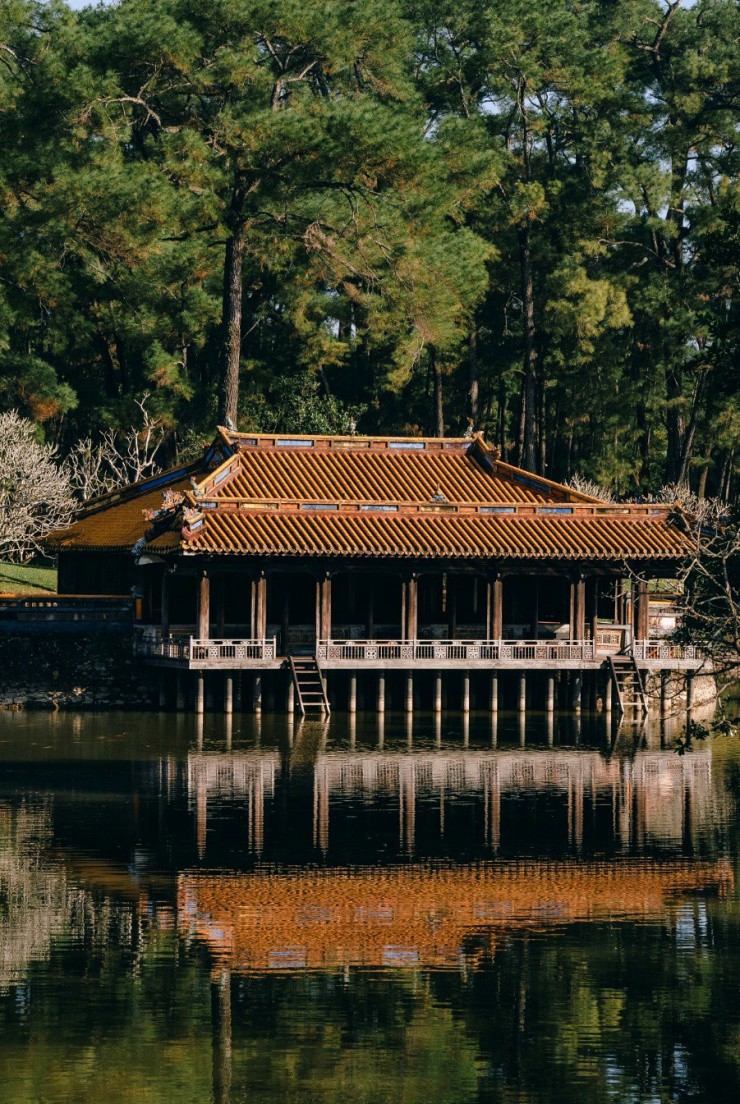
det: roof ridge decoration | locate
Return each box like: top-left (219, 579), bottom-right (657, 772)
top-left (210, 424), bottom-right (600, 507)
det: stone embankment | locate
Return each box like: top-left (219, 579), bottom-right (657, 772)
top-left (0, 633), bottom-right (155, 711)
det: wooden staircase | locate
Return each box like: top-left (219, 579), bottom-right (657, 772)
top-left (607, 654), bottom-right (649, 719)
top-left (289, 655), bottom-right (330, 717)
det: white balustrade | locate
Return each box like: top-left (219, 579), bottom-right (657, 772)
top-left (138, 630), bottom-right (276, 664)
top-left (316, 639), bottom-right (598, 663)
top-left (631, 640), bottom-right (697, 661)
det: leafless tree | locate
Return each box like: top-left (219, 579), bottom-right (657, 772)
top-left (565, 474), bottom-right (615, 502)
top-left (0, 411), bottom-right (76, 563)
top-left (65, 395), bottom-right (164, 502)
top-left (673, 500), bottom-right (740, 693)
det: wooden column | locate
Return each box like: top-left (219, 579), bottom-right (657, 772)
top-left (571, 575), bottom-right (586, 642)
top-left (348, 673), bottom-right (357, 714)
top-left (635, 579), bottom-right (650, 642)
top-left (518, 672), bottom-right (527, 712)
top-left (224, 674), bottom-right (233, 715)
top-left (462, 673), bottom-right (471, 714)
top-left (197, 572), bottom-right (210, 639)
top-left (160, 572), bottom-right (170, 637)
top-left (405, 673), bottom-right (414, 714)
top-left (487, 575), bottom-right (504, 639)
top-left (405, 573), bottom-right (419, 640)
top-left (315, 573), bottom-right (332, 643)
top-left (195, 672), bottom-right (205, 714)
top-left (253, 574), bottom-right (267, 639)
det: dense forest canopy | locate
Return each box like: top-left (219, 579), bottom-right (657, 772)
top-left (0, 0), bottom-right (737, 498)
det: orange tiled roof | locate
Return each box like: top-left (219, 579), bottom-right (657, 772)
top-left (179, 505), bottom-right (688, 561)
top-left (179, 859), bottom-right (732, 973)
top-left (48, 429), bottom-right (692, 562)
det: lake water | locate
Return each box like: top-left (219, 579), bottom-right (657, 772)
top-left (0, 709), bottom-right (737, 1104)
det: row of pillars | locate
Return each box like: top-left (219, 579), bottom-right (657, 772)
top-left (165, 666), bottom-right (696, 721)
top-left (164, 669), bottom-right (617, 716)
top-left (165, 568), bottom-right (653, 644)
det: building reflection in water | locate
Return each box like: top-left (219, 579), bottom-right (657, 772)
top-left (186, 742), bottom-right (716, 859)
top-left (179, 739), bottom-right (729, 978)
top-left (0, 719), bottom-right (736, 1104)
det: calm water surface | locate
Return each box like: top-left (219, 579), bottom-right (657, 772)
top-left (0, 709), bottom-right (738, 1104)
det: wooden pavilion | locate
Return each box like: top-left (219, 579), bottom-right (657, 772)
top-left (48, 427), bottom-right (699, 715)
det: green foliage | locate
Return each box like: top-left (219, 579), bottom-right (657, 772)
top-left (0, 0), bottom-right (736, 497)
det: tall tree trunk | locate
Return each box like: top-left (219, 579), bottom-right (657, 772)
top-left (497, 371), bottom-right (507, 458)
top-left (537, 372), bottom-right (546, 475)
top-left (676, 367), bottom-right (707, 486)
top-left (431, 346), bottom-right (444, 437)
top-left (518, 225), bottom-right (538, 472)
top-left (697, 456), bottom-right (710, 500)
top-left (468, 325), bottom-right (479, 426)
top-left (665, 366), bottom-right (685, 484)
top-left (218, 181), bottom-right (247, 426)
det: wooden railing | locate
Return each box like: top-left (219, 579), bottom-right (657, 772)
top-left (190, 638), bottom-right (277, 662)
top-left (316, 639), bottom-right (597, 663)
top-left (630, 639), bottom-right (698, 661)
top-left (138, 632), bottom-right (276, 664)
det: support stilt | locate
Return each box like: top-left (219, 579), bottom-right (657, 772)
top-left (195, 673), bottom-right (205, 715)
top-left (377, 674), bottom-right (386, 714)
top-left (518, 672), bottom-right (527, 712)
top-left (224, 674), bottom-right (233, 715)
top-left (286, 675), bottom-right (295, 715)
top-left (405, 673), bottom-right (414, 714)
top-left (349, 673), bottom-right (357, 714)
top-left (462, 673), bottom-right (470, 714)
top-left (434, 672), bottom-right (443, 714)
top-left (253, 674), bottom-right (263, 715)
top-left (572, 672), bottom-right (582, 713)
top-left (490, 673), bottom-right (498, 714)
top-left (546, 675), bottom-right (555, 714)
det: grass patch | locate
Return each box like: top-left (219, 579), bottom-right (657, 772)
top-left (0, 561), bottom-right (58, 595)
